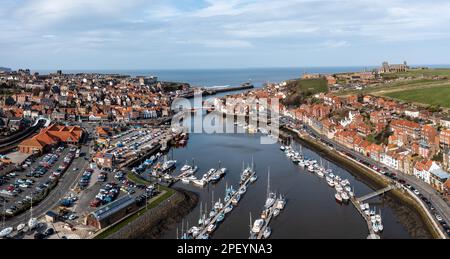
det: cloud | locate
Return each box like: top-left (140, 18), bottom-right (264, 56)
top-left (1, 0), bottom-right (450, 68)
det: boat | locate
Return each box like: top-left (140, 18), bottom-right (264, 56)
top-left (372, 222), bottom-right (380, 233)
top-left (280, 146), bottom-right (286, 151)
top-left (197, 233), bottom-right (209, 239)
top-left (263, 227), bottom-right (272, 239)
top-left (224, 205), bottom-right (233, 214)
top-left (207, 224), bottom-right (216, 233)
top-left (181, 178), bottom-right (190, 184)
top-left (273, 208), bottom-right (280, 217)
top-left (316, 170), bottom-right (324, 178)
top-left (345, 186), bottom-right (352, 193)
top-left (216, 212), bottom-right (225, 223)
top-left (335, 185), bottom-right (343, 193)
top-left (341, 192), bottom-right (350, 203)
top-left (193, 179), bottom-right (206, 187)
top-left (327, 178), bottom-right (335, 188)
top-left (209, 173), bottom-right (222, 183)
top-left (348, 191), bottom-right (355, 198)
top-left (250, 175), bottom-right (258, 183)
top-left (261, 209), bottom-right (270, 219)
top-left (180, 163), bottom-right (192, 172)
top-left (378, 222), bottom-right (384, 232)
top-left (214, 199), bottom-right (224, 211)
top-left (276, 195), bottom-right (286, 210)
top-left (0, 227), bottom-right (13, 238)
top-left (28, 218), bottom-right (38, 230)
top-left (231, 194), bottom-right (241, 205)
top-left (238, 186), bottom-right (247, 195)
top-left (251, 219), bottom-right (264, 233)
top-left (335, 193), bottom-right (343, 203)
top-left (16, 223), bottom-right (26, 232)
top-left (162, 160), bottom-right (177, 171)
top-left (264, 169), bottom-right (276, 209)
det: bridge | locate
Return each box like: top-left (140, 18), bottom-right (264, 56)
top-left (357, 185), bottom-right (396, 203)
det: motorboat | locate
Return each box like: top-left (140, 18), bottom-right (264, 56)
top-left (263, 227), bottom-right (272, 239)
top-left (181, 178), bottom-right (190, 184)
top-left (316, 170), bottom-right (325, 178)
top-left (216, 212), bottom-right (225, 223)
top-left (231, 194), bottom-right (241, 205)
top-left (224, 205), bottom-right (233, 214)
top-left (16, 223), bottom-right (26, 232)
top-left (207, 224), bottom-right (216, 233)
top-left (28, 218), bottom-right (38, 230)
top-left (238, 186), bottom-right (247, 195)
top-left (250, 175), bottom-right (258, 183)
top-left (273, 208), bottom-right (281, 217)
top-left (252, 219), bottom-right (264, 233)
top-left (335, 193), bottom-right (343, 203)
top-left (265, 193), bottom-right (276, 209)
top-left (341, 192), bottom-right (350, 203)
top-left (261, 209), bottom-right (270, 219)
top-left (193, 179), bottom-right (206, 187)
top-left (276, 195), bottom-right (286, 210)
top-left (0, 227), bottom-right (13, 238)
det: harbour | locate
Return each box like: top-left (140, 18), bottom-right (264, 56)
top-left (156, 114), bottom-right (429, 239)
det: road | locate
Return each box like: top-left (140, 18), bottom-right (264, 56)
top-left (282, 116), bottom-right (449, 234)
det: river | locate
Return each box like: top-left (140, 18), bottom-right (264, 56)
top-left (155, 113), bottom-right (430, 239)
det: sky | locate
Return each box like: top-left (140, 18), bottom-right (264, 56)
top-left (1, 0), bottom-right (450, 70)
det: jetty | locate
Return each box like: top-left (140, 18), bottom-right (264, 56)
top-left (256, 197), bottom-right (284, 239)
top-left (195, 171), bottom-right (256, 239)
top-left (357, 185), bottom-right (396, 203)
top-left (350, 198), bottom-right (378, 238)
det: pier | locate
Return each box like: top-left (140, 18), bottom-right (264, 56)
top-left (195, 171), bottom-right (256, 239)
top-left (357, 185), bottom-right (396, 203)
top-left (350, 198), bottom-right (378, 238)
top-left (256, 198), bottom-right (283, 239)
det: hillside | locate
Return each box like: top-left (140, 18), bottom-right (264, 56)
top-left (283, 78), bottom-right (328, 107)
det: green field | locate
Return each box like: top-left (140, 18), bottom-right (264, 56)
top-left (288, 78), bottom-right (329, 94)
top-left (392, 68), bottom-right (450, 78)
top-left (384, 85), bottom-right (450, 108)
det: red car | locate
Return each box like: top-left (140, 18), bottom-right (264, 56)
top-left (90, 199), bottom-right (101, 208)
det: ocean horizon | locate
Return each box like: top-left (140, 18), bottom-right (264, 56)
top-left (32, 65), bottom-right (450, 88)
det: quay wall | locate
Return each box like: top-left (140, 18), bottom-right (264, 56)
top-left (107, 189), bottom-right (198, 239)
top-left (281, 127), bottom-right (442, 239)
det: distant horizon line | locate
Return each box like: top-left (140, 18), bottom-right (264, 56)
top-left (5, 63), bottom-right (450, 72)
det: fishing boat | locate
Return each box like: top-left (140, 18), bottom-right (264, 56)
top-left (252, 219), bottom-right (264, 233)
top-left (335, 193), bottom-right (343, 203)
top-left (263, 227), bottom-right (272, 239)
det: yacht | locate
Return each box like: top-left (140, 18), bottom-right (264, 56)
top-left (263, 227), bottom-right (272, 239)
top-left (180, 163), bottom-right (192, 172)
top-left (162, 160), bottom-right (177, 172)
top-left (252, 219), bottom-right (264, 233)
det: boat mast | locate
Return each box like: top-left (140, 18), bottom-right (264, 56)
top-left (267, 167), bottom-right (271, 198)
top-left (252, 156), bottom-right (254, 171)
top-left (249, 212), bottom-right (253, 235)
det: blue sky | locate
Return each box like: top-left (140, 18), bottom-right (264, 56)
top-left (1, 0), bottom-right (450, 69)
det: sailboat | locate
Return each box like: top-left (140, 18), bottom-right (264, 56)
top-left (249, 213), bottom-right (257, 239)
top-left (264, 168), bottom-right (276, 209)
